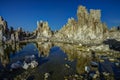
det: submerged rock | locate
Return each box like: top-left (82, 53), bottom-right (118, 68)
top-left (22, 61), bottom-right (29, 70)
top-left (11, 61), bottom-right (22, 69)
top-left (115, 62), bottom-right (120, 67)
top-left (22, 60), bottom-right (38, 69)
top-left (65, 64), bottom-right (70, 68)
top-left (90, 61), bottom-right (98, 67)
top-left (25, 55), bottom-right (35, 63)
top-left (11, 55), bottom-right (38, 70)
top-left (30, 60), bottom-right (38, 68)
top-left (85, 66), bottom-right (90, 73)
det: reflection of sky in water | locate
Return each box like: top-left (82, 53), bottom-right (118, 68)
top-left (0, 42), bottom-right (120, 79)
top-left (10, 43), bottom-right (38, 63)
top-left (0, 43), bottom-right (78, 79)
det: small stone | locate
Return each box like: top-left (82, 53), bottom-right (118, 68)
top-left (103, 72), bottom-right (110, 76)
top-left (74, 74), bottom-right (78, 77)
top-left (65, 58), bottom-right (67, 60)
top-left (44, 73), bottom-right (50, 79)
top-left (93, 74), bottom-right (98, 79)
top-left (64, 78), bottom-right (68, 80)
top-left (65, 64), bottom-right (70, 68)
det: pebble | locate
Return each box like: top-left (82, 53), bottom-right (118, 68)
top-left (65, 64), bottom-right (70, 68)
top-left (44, 73), bottom-right (50, 79)
top-left (74, 74), bottom-right (78, 77)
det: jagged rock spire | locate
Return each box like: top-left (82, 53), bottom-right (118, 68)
top-left (54, 5), bottom-right (108, 44)
top-left (36, 21), bottom-right (52, 38)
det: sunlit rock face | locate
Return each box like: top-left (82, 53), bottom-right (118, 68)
top-left (10, 33), bottom-right (15, 42)
top-left (10, 31), bottom-right (20, 42)
top-left (0, 16), bottom-right (8, 34)
top-left (36, 21), bottom-right (52, 39)
top-left (106, 27), bottom-right (120, 40)
top-left (0, 16), bottom-right (9, 42)
top-left (0, 25), bottom-right (3, 42)
top-left (55, 6), bottom-right (108, 44)
top-left (15, 27), bottom-right (23, 42)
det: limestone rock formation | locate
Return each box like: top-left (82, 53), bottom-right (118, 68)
top-left (15, 31), bottom-right (20, 42)
top-left (0, 16), bottom-right (9, 42)
top-left (0, 25), bottom-right (3, 42)
top-left (107, 27), bottom-right (120, 40)
top-left (36, 21), bottom-right (52, 39)
top-left (10, 27), bottom-right (24, 42)
top-left (0, 16), bottom-right (8, 34)
top-left (0, 16), bottom-right (30, 43)
top-left (10, 33), bottom-right (15, 42)
top-left (54, 6), bottom-right (108, 44)
top-left (16, 27), bottom-right (23, 41)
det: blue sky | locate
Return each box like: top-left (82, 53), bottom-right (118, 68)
top-left (0, 0), bottom-right (120, 32)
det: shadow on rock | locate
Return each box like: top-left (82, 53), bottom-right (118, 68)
top-left (103, 39), bottom-right (120, 51)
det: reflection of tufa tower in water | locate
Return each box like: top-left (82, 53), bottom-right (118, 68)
top-left (0, 45), bottom-right (10, 67)
top-left (54, 43), bottom-right (91, 74)
top-left (37, 42), bottom-right (52, 57)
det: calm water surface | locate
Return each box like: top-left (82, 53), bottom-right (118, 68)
top-left (0, 42), bottom-right (120, 80)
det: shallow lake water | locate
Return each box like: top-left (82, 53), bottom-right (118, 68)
top-left (0, 42), bottom-right (120, 80)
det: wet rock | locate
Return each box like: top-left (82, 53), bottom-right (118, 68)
top-left (22, 60), bottom-right (38, 70)
top-left (11, 61), bottom-right (22, 69)
top-left (115, 62), bottom-right (120, 67)
top-left (30, 60), bottom-right (38, 68)
top-left (22, 61), bottom-right (29, 70)
top-left (90, 61), bottom-right (98, 67)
